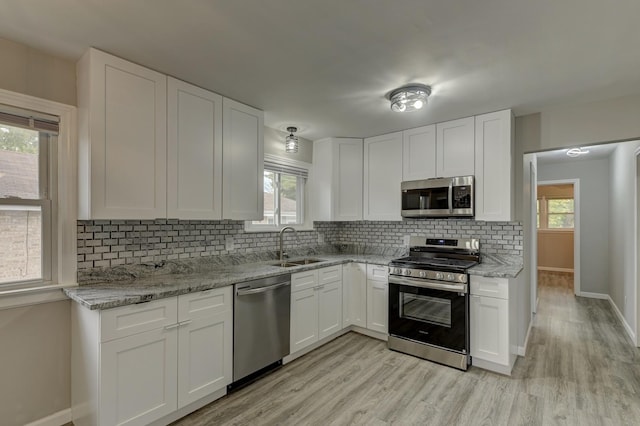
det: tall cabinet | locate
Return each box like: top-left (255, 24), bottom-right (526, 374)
top-left (167, 77), bottom-right (223, 220)
top-left (77, 48), bottom-right (167, 219)
top-left (311, 138), bottom-right (363, 221)
top-left (222, 98), bottom-right (264, 220)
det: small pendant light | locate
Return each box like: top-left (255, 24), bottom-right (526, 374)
top-left (285, 126), bottom-right (298, 153)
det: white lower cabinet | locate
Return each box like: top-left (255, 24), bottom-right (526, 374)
top-left (72, 287), bottom-right (233, 426)
top-left (366, 264), bottom-right (389, 334)
top-left (342, 263), bottom-right (367, 328)
top-left (290, 266), bottom-right (342, 354)
top-left (470, 275), bottom-right (517, 375)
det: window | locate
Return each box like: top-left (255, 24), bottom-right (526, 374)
top-left (537, 197), bottom-right (574, 229)
top-left (0, 108), bottom-right (58, 287)
top-left (247, 156), bottom-right (310, 231)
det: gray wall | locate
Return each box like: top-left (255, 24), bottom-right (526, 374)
top-left (264, 126), bottom-right (313, 164)
top-left (0, 37), bottom-right (75, 424)
top-left (0, 37), bottom-right (76, 106)
top-left (608, 142), bottom-right (640, 335)
top-left (0, 300), bottom-right (71, 426)
top-left (538, 158), bottom-right (611, 294)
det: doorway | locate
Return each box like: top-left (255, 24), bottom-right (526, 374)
top-left (535, 180), bottom-right (581, 299)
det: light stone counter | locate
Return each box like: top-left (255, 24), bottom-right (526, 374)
top-left (468, 253), bottom-right (523, 278)
top-left (63, 254), bottom-right (395, 310)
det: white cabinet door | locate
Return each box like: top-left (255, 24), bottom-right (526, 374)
top-left (343, 263), bottom-right (367, 328)
top-left (318, 280), bottom-right (343, 340)
top-left (363, 132), bottom-right (403, 220)
top-left (290, 287), bottom-right (319, 353)
top-left (436, 117), bottom-right (475, 178)
top-left (367, 279), bottom-right (388, 334)
top-left (167, 78), bottom-right (223, 220)
top-left (77, 48), bottom-right (167, 219)
top-left (403, 124), bottom-right (436, 181)
top-left (475, 109), bottom-right (513, 221)
top-left (100, 327), bottom-right (178, 426)
top-left (470, 295), bottom-right (509, 365)
top-left (177, 288), bottom-right (232, 408)
top-left (311, 138), bottom-right (363, 221)
top-left (222, 97), bottom-right (264, 220)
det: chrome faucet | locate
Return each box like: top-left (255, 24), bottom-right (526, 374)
top-left (279, 226), bottom-right (297, 262)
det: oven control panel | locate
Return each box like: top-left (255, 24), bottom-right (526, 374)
top-left (389, 267), bottom-right (468, 283)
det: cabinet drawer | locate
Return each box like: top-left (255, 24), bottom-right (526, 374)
top-left (178, 287), bottom-right (232, 322)
top-left (292, 270), bottom-right (318, 293)
top-left (318, 265), bottom-right (342, 285)
top-left (101, 298), bottom-right (177, 342)
top-left (367, 264), bottom-right (388, 281)
top-left (470, 276), bottom-right (509, 299)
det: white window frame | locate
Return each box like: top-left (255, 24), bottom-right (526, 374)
top-left (0, 88), bottom-right (77, 309)
top-left (537, 195), bottom-right (575, 230)
top-left (245, 155), bottom-right (313, 232)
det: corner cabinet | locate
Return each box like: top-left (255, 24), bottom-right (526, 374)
top-left (222, 98), bottom-right (264, 220)
top-left (167, 78), bottom-right (223, 220)
top-left (71, 288), bottom-right (233, 426)
top-left (470, 275), bottom-right (518, 375)
top-left (363, 132), bottom-right (403, 221)
top-left (311, 138), bottom-right (363, 221)
top-left (77, 48), bottom-right (167, 219)
top-left (474, 110), bottom-right (514, 221)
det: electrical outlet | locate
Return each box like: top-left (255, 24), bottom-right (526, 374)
top-left (403, 235), bottom-right (410, 245)
top-left (225, 235), bottom-right (234, 251)
top-left (317, 233), bottom-right (324, 244)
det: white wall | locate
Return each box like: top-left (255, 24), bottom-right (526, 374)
top-left (538, 158), bottom-right (611, 294)
top-left (264, 126), bottom-right (313, 164)
top-left (609, 141), bottom-right (640, 341)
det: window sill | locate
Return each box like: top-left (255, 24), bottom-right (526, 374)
top-left (0, 283), bottom-right (74, 310)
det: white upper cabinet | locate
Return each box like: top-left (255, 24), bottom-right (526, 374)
top-left (311, 138), bottom-right (363, 221)
top-left (475, 110), bottom-right (514, 221)
top-left (167, 78), bottom-right (223, 220)
top-left (363, 132), bottom-right (403, 221)
top-left (436, 117), bottom-right (475, 178)
top-left (77, 48), bottom-right (167, 219)
top-left (402, 124), bottom-right (436, 181)
top-left (222, 98), bottom-right (264, 220)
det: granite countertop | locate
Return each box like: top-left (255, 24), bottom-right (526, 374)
top-left (63, 254), bottom-right (394, 310)
top-left (468, 253), bottom-right (523, 278)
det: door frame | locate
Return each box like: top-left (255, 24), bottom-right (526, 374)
top-left (535, 179), bottom-right (581, 296)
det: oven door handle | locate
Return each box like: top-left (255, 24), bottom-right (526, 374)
top-left (389, 276), bottom-right (467, 293)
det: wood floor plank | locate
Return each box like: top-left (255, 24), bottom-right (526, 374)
top-left (172, 281), bottom-right (640, 426)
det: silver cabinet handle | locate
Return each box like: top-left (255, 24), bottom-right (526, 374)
top-left (164, 323), bottom-right (180, 330)
top-left (389, 276), bottom-right (467, 293)
top-left (179, 319), bottom-right (192, 326)
top-left (236, 281), bottom-right (290, 296)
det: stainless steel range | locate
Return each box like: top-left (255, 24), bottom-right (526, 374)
top-left (388, 236), bottom-right (479, 370)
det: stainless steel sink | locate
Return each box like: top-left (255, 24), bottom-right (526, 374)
top-left (269, 258), bottom-right (326, 267)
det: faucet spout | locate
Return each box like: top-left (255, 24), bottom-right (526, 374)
top-left (279, 226), bottom-right (297, 262)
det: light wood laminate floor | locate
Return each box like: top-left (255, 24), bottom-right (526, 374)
top-left (173, 282), bottom-right (640, 426)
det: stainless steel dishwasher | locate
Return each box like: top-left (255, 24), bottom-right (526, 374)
top-left (231, 274), bottom-right (291, 389)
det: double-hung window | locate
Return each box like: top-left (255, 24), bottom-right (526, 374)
top-left (537, 197), bottom-right (574, 229)
top-left (0, 107), bottom-right (58, 288)
top-left (247, 155), bottom-right (310, 231)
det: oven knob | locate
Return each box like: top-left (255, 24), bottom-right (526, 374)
top-left (436, 272), bottom-right (444, 280)
top-left (403, 269), bottom-right (411, 276)
top-left (446, 273), bottom-right (454, 281)
top-left (419, 271), bottom-right (427, 278)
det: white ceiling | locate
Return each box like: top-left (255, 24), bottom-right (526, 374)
top-left (1, 0), bottom-right (639, 140)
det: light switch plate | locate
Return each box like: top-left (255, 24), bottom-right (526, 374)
top-left (225, 235), bottom-right (234, 251)
top-left (403, 235), bottom-right (410, 245)
top-left (317, 233), bottom-right (324, 244)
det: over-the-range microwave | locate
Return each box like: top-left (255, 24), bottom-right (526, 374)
top-left (401, 176), bottom-right (474, 218)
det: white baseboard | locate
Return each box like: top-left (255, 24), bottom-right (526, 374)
top-left (517, 319), bottom-right (533, 357)
top-left (578, 291), bottom-right (609, 300)
top-left (25, 408), bottom-right (71, 426)
top-left (607, 295), bottom-right (637, 345)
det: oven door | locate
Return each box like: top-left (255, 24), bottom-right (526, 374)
top-left (388, 277), bottom-right (468, 353)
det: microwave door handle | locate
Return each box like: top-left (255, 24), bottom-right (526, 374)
top-left (448, 182), bottom-right (453, 213)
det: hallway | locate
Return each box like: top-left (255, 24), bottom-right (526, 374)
top-left (173, 279), bottom-right (640, 426)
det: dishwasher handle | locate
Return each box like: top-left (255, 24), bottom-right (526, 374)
top-left (236, 281), bottom-right (290, 296)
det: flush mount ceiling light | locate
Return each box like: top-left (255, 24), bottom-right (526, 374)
top-left (285, 126), bottom-right (298, 153)
top-left (389, 84), bottom-right (432, 112)
top-left (566, 147), bottom-right (590, 157)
